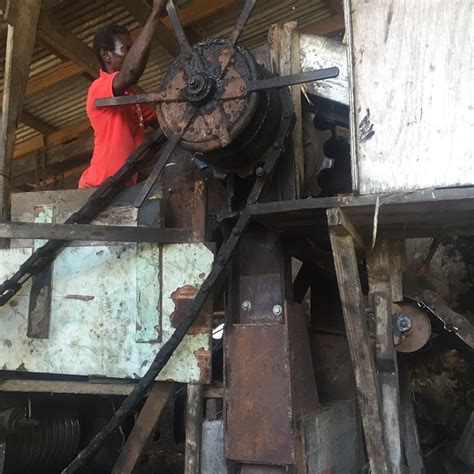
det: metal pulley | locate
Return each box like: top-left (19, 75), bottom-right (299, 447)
top-left (393, 303), bottom-right (432, 353)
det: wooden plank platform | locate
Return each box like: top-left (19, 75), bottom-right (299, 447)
top-left (248, 188), bottom-right (474, 239)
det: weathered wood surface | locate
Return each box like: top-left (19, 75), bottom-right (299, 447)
top-left (0, 222), bottom-right (191, 243)
top-left (347, 0), bottom-right (474, 194)
top-left (184, 383), bottom-right (203, 474)
top-left (0, 0), bottom-right (42, 245)
top-left (367, 240), bottom-right (403, 474)
top-left (249, 187), bottom-right (474, 239)
top-left (0, 379), bottom-right (137, 396)
top-left (328, 209), bottom-right (390, 473)
top-left (399, 361), bottom-right (425, 473)
top-left (112, 382), bottom-right (176, 474)
top-left (271, 22), bottom-right (304, 198)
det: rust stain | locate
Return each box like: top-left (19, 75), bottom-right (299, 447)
top-left (194, 348), bottom-right (212, 384)
top-left (64, 294), bottom-right (95, 301)
top-left (170, 285), bottom-right (210, 334)
top-left (4, 340), bottom-right (12, 348)
top-left (9, 300), bottom-right (17, 307)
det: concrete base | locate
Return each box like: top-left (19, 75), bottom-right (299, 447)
top-left (303, 400), bottom-right (365, 473)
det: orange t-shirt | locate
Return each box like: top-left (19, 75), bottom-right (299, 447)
top-left (79, 70), bottom-right (157, 188)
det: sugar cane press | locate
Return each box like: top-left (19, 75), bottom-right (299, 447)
top-left (0, 1), bottom-right (340, 472)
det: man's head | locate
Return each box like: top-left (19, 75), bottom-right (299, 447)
top-left (93, 24), bottom-right (132, 73)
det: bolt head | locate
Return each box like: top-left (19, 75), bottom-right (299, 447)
top-left (272, 304), bottom-right (283, 316)
top-left (241, 300), bottom-right (251, 311)
top-left (396, 315), bottom-right (412, 333)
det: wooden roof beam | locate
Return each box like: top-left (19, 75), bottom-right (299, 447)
top-left (21, 112), bottom-right (58, 135)
top-left (36, 11), bottom-right (101, 78)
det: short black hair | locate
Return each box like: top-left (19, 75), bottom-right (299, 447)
top-left (93, 24), bottom-right (130, 68)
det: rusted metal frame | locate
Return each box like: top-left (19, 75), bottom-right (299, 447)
top-left (246, 88), bottom-right (295, 205)
top-left (327, 207), bottom-right (391, 473)
top-left (0, 129), bottom-right (165, 306)
top-left (112, 382), bottom-right (176, 474)
top-left (0, 222), bottom-right (192, 243)
top-left (62, 210), bottom-right (252, 474)
top-left (64, 46), bottom-right (297, 471)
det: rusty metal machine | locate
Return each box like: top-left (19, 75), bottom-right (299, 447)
top-left (0, 1), bottom-right (341, 472)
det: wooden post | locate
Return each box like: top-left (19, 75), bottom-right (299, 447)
top-left (0, 0), bottom-right (42, 247)
top-left (367, 240), bottom-right (403, 474)
top-left (270, 22), bottom-right (304, 198)
top-left (185, 383), bottom-right (203, 474)
top-left (399, 361), bottom-right (425, 473)
top-left (327, 208), bottom-right (390, 473)
top-left (112, 382), bottom-right (176, 474)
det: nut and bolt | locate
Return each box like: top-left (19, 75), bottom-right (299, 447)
top-left (241, 300), bottom-right (252, 311)
top-left (395, 315), bottom-right (412, 333)
top-left (255, 166), bottom-right (265, 177)
top-left (272, 304), bottom-right (283, 316)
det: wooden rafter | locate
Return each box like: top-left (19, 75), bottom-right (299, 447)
top-left (21, 112), bottom-right (58, 135)
top-left (36, 11), bottom-right (101, 78)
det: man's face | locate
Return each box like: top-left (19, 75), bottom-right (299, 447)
top-left (102, 33), bottom-right (133, 72)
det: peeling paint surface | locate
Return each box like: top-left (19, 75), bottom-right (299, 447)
top-left (0, 243), bottom-right (213, 383)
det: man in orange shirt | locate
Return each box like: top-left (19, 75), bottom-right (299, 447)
top-left (79, 0), bottom-right (165, 188)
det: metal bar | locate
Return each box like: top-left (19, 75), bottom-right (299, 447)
top-left (247, 67), bottom-right (340, 91)
top-left (166, 0), bottom-right (193, 54)
top-left (0, 222), bottom-right (192, 243)
top-left (134, 107), bottom-right (196, 208)
top-left (95, 92), bottom-right (185, 108)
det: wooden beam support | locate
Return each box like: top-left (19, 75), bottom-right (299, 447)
top-left (21, 111), bottom-right (58, 135)
top-left (185, 383), bottom-right (203, 474)
top-left (327, 207), bottom-right (364, 250)
top-left (367, 240), bottom-right (403, 474)
top-left (112, 382), bottom-right (176, 474)
top-left (328, 208), bottom-right (390, 473)
top-left (0, 222), bottom-right (192, 243)
top-left (0, 0), bottom-right (42, 245)
top-left (36, 11), bottom-right (100, 77)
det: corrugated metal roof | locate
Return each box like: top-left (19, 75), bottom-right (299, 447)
top-left (0, 0), bottom-right (332, 148)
